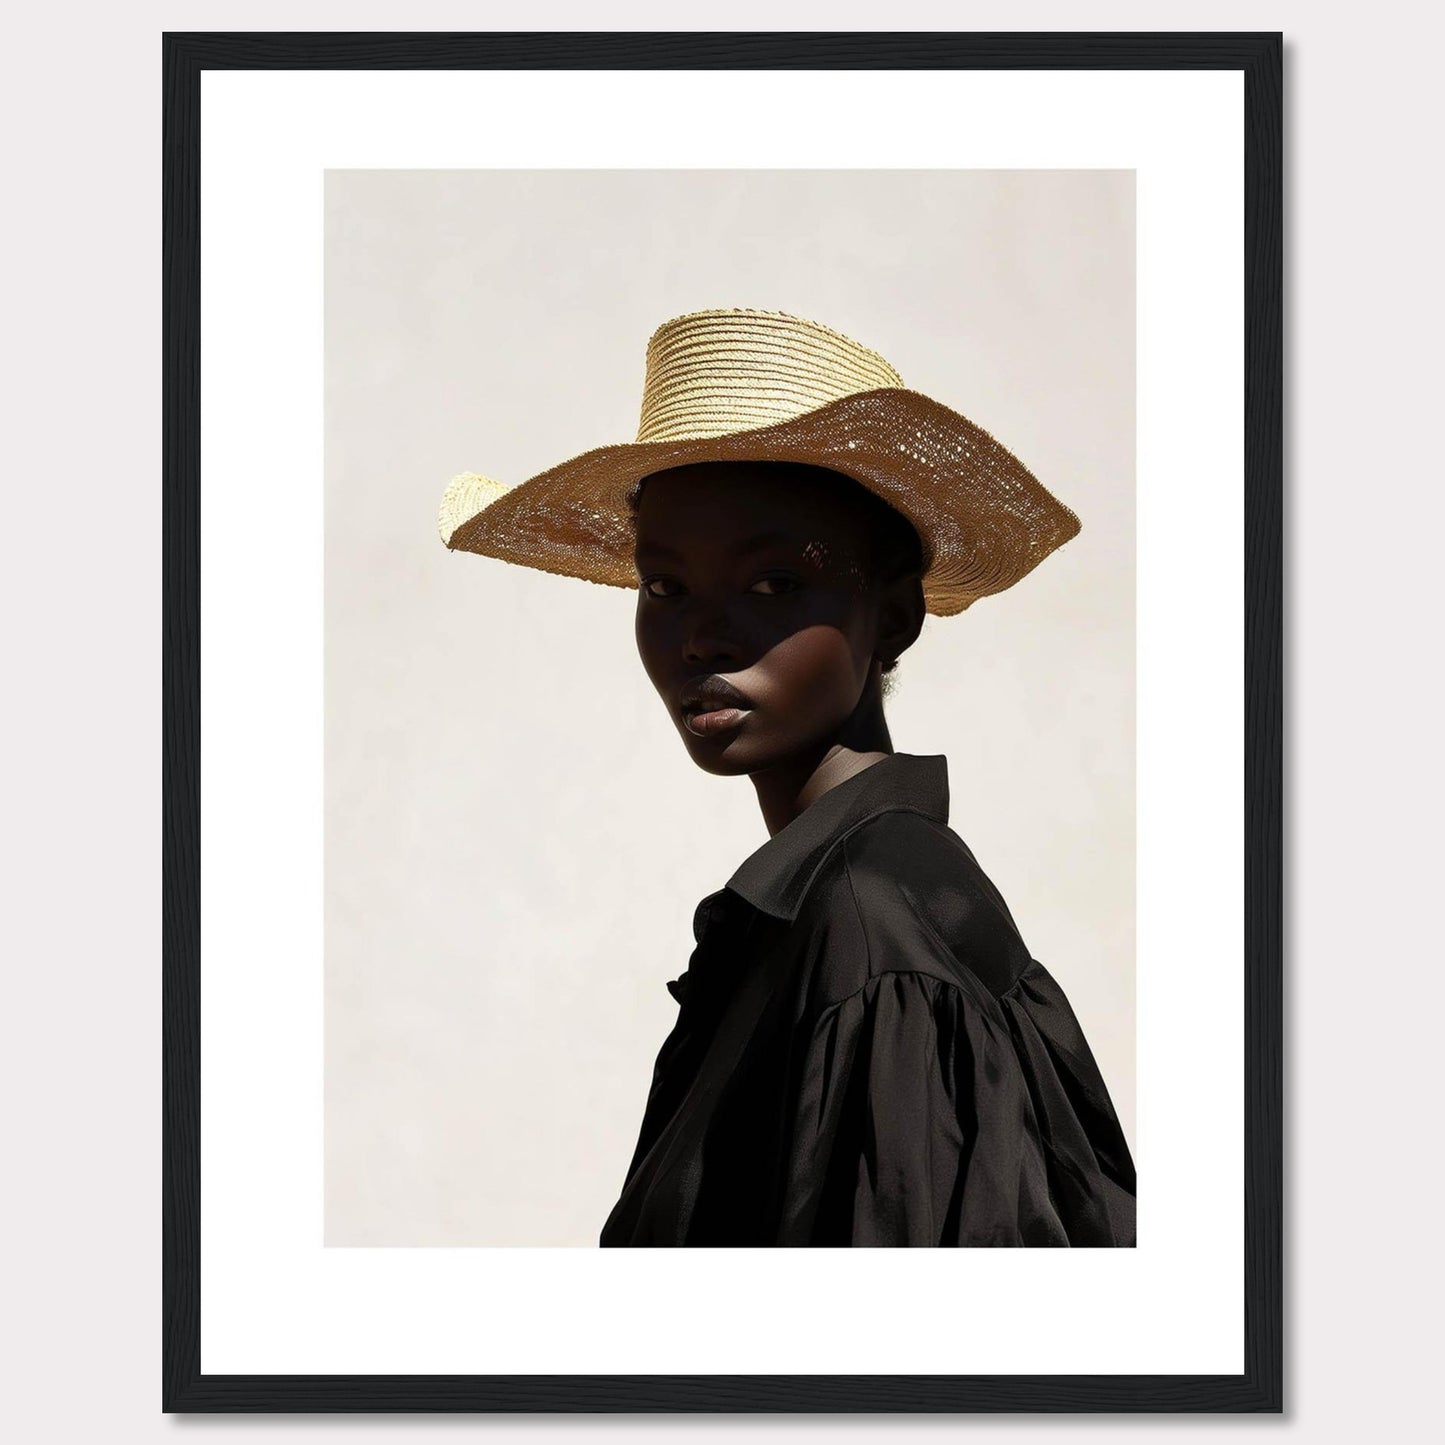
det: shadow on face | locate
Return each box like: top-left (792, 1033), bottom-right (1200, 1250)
top-left (629, 460), bottom-right (925, 775)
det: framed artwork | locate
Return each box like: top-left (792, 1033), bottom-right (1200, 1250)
top-left (164, 29), bottom-right (1281, 1412)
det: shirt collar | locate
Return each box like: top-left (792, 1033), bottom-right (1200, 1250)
top-left (723, 752), bottom-right (950, 923)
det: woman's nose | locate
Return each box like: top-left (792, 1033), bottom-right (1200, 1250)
top-left (681, 601), bottom-right (741, 665)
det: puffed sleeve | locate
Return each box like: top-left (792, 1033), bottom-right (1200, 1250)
top-left (771, 916), bottom-right (1135, 1247)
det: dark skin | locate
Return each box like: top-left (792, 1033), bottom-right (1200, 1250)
top-left (632, 461), bottom-right (927, 838)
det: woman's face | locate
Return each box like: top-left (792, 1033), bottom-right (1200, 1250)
top-left (632, 462), bottom-right (892, 776)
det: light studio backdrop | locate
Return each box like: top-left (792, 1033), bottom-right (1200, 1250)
top-left (323, 167), bottom-right (1135, 1247)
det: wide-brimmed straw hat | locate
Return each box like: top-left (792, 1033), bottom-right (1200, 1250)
top-left (437, 307), bottom-right (1080, 616)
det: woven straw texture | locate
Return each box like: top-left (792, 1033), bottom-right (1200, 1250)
top-left (438, 308), bottom-right (1080, 616)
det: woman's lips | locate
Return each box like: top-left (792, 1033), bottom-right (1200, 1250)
top-left (684, 706), bottom-right (751, 738)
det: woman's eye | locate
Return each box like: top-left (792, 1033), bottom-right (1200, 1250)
top-left (640, 574), bottom-right (800, 598)
top-left (751, 574), bottom-right (801, 596)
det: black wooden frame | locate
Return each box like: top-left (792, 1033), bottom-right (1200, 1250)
top-left (163, 29), bottom-right (1282, 1413)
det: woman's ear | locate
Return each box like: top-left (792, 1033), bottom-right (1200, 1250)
top-left (875, 573), bottom-right (926, 671)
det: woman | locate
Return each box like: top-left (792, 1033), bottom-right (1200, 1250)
top-left (439, 307), bottom-right (1136, 1246)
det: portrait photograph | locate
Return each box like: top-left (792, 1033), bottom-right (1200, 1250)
top-left (176, 44), bottom-right (1270, 1402)
top-left (27, 1), bottom-right (1445, 1432)
top-left (322, 166), bottom-right (1138, 1250)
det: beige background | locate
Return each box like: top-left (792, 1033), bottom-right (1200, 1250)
top-left (324, 168), bottom-right (1135, 1246)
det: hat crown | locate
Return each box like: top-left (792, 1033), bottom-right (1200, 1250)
top-left (635, 308), bottom-right (905, 444)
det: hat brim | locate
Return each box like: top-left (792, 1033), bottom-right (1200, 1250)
top-left (439, 387), bottom-right (1080, 617)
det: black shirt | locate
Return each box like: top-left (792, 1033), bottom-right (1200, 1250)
top-left (598, 752), bottom-right (1136, 1247)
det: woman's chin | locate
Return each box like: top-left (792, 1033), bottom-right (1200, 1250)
top-left (680, 728), bottom-right (762, 776)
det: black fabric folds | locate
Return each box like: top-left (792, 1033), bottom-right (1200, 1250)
top-left (599, 752), bottom-right (1136, 1247)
